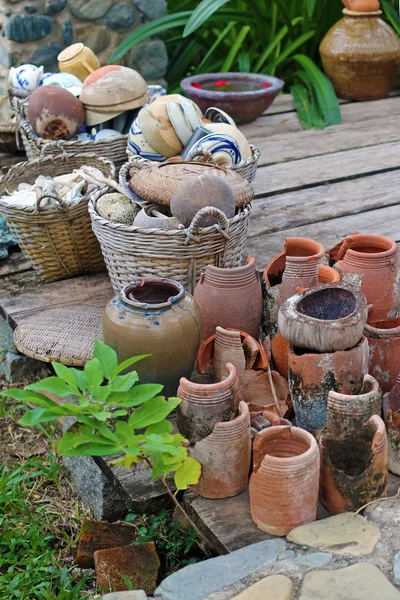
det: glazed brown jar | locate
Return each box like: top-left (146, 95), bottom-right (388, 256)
top-left (102, 278), bottom-right (202, 397)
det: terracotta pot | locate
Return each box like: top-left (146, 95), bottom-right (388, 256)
top-left (279, 284), bottom-right (367, 353)
top-left (250, 410), bottom-right (292, 430)
top-left (383, 372), bottom-right (400, 418)
top-left (197, 329), bottom-right (268, 374)
top-left (240, 369), bottom-right (291, 418)
top-left (326, 374), bottom-right (382, 438)
top-left (102, 278), bottom-right (202, 397)
top-left (193, 256), bottom-right (262, 343)
top-left (386, 409), bottom-right (400, 476)
top-left (320, 9), bottom-right (400, 101)
top-left (190, 401), bottom-right (251, 498)
top-left (213, 327), bottom-right (246, 381)
top-left (177, 363), bottom-right (240, 443)
top-left (364, 317), bottom-right (400, 393)
top-left (271, 332), bottom-right (290, 380)
top-left (319, 414), bottom-right (388, 514)
top-left (249, 426), bottom-right (320, 536)
top-left (288, 337), bottom-right (369, 433)
top-left (333, 234), bottom-right (399, 321)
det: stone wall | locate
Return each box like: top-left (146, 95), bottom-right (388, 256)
top-left (0, 0), bottom-right (168, 94)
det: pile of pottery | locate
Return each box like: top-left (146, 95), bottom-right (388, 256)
top-left (128, 93), bottom-right (253, 166)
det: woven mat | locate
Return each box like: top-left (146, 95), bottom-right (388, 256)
top-left (14, 306), bottom-right (104, 366)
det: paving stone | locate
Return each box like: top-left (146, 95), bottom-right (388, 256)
top-left (94, 542), bottom-right (160, 595)
top-left (230, 574), bottom-right (293, 600)
top-left (299, 563), bottom-right (400, 599)
top-left (287, 513), bottom-right (381, 557)
top-left (101, 593), bottom-right (148, 600)
top-left (394, 552), bottom-right (400, 585)
top-left (76, 519), bottom-right (137, 568)
top-left (154, 539), bottom-right (286, 600)
top-left (278, 549), bottom-right (296, 561)
top-left (293, 552), bottom-right (333, 568)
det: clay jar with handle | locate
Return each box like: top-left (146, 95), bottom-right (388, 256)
top-left (364, 317), bottom-right (400, 392)
top-left (249, 426), bottom-right (320, 536)
top-left (193, 255), bottom-right (262, 343)
top-left (333, 234), bottom-right (399, 322)
top-left (190, 401), bottom-right (251, 499)
top-left (58, 43), bottom-right (101, 82)
top-left (288, 337), bottom-right (369, 433)
top-left (102, 278), bottom-right (202, 397)
top-left (319, 414), bottom-right (388, 514)
top-left (177, 363), bottom-right (240, 443)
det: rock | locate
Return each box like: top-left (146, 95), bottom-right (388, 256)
top-left (278, 549), bottom-right (296, 561)
top-left (394, 552), bottom-right (400, 585)
top-left (74, 23), bottom-right (111, 54)
top-left (126, 39), bottom-right (168, 80)
top-left (61, 18), bottom-right (74, 46)
top-left (154, 539), bottom-right (286, 600)
top-left (105, 3), bottom-right (135, 32)
top-left (287, 513), bottom-right (381, 557)
top-left (45, 0), bottom-right (68, 15)
top-left (293, 552), bottom-right (333, 568)
top-left (94, 542), bottom-right (160, 595)
top-left (230, 575), bottom-right (293, 600)
top-left (299, 563), bottom-right (400, 600)
top-left (6, 15), bottom-right (53, 43)
top-left (70, 0), bottom-right (113, 21)
top-left (76, 519), bottom-right (138, 569)
top-left (133, 0), bottom-right (167, 21)
top-left (24, 6), bottom-right (38, 14)
top-left (29, 41), bottom-right (63, 71)
top-left (0, 44), bottom-right (10, 68)
top-left (101, 593), bottom-right (148, 600)
top-left (0, 217), bottom-right (16, 258)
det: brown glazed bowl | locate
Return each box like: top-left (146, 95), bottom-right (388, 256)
top-left (180, 72), bottom-right (284, 123)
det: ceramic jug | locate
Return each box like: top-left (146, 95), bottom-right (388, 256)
top-left (9, 64), bottom-right (44, 96)
top-left (58, 43), bottom-right (101, 82)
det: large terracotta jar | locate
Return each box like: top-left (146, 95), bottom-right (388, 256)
top-left (190, 401), bottom-right (251, 499)
top-left (177, 363), bottom-right (240, 443)
top-left (364, 318), bottom-right (400, 392)
top-left (249, 426), bottom-right (320, 536)
top-left (102, 278), bottom-right (202, 397)
top-left (333, 234), bottom-right (399, 322)
top-left (319, 414), bottom-right (388, 514)
top-left (288, 337), bottom-right (369, 433)
top-left (320, 7), bottom-right (400, 101)
top-left (193, 256), bottom-right (262, 343)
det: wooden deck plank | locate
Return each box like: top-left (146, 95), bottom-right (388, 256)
top-left (0, 251), bottom-right (31, 278)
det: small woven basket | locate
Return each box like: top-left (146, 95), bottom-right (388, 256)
top-left (89, 188), bottom-right (252, 294)
top-left (9, 93), bottom-right (128, 170)
top-left (0, 148), bottom-right (115, 282)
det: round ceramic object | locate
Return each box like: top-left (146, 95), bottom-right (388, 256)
top-left (70, 132), bottom-right (95, 142)
top-left (205, 106), bottom-right (236, 127)
top-left (27, 86), bottom-right (85, 140)
top-left (133, 205), bottom-right (181, 230)
top-left (42, 72), bottom-right (83, 90)
top-left (206, 123), bottom-right (252, 159)
top-left (170, 174), bottom-right (236, 227)
top-left (186, 133), bottom-right (241, 166)
top-left (179, 95), bottom-right (203, 130)
top-left (80, 65), bottom-right (148, 109)
top-left (167, 101), bottom-right (194, 145)
top-left (58, 43), bottom-right (101, 82)
top-left (278, 284), bottom-right (368, 353)
top-left (138, 100), bottom-right (183, 158)
top-left (127, 118), bottom-right (164, 161)
top-left (9, 64), bottom-right (43, 94)
top-left (95, 128), bottom-right (120, 140)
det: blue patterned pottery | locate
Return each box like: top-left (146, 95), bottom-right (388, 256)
top-left (9, 64), bottom-right (44, 95)
top-left (127, 117), bottom-right (164, 161)
top-left (186, 133), bottom-right (241, 166)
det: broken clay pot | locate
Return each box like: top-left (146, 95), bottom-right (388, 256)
top-left (271, 332), bottom-right (290, 380)
top-left (213, 326), bottom-right (246, 381)
top-left (278, 284), bottom-right (368, 353)
top-left (240, 368), bottom-right (291, 418)
top-left (190, 401), bottom-right (251, 499)
top-left (193, 256), bottom-right (262, 342)
top-left (197, 329), bottom-right (268, 375)
top-left (364, 317), bottom-right (400, 393)
top-left (288, 336), bottom-right (369, 433)
top-left (386, 409), bottom-right (400, 476)
top-left (249, 425), bottom-right (320, 536)
top-left (177, 362), bottom-right (240, 443)
top-left (383, 372), bottom-right (400, 418)
top-left (319, 414), bottom-right (388, 514)
top-left (250, 410), bottom-right (292, 430)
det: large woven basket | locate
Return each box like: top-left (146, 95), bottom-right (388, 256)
top-left (89, 188), bottom-right (252, 294)
top-left (9, 93), bottom-right (128, 170)
top-left (0, 149), bottom-right (115, 282)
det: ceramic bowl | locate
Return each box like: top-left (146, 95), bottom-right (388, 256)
top-left (206, 123), bottom-right (252, 159)
top-left (128, 118), bottom-right (164, 161)
top-left (167, 101), bottom-right (194, 145)
top-left (80, 65), bottom-right (147, 108)
top-left (205, 107), bottom-right (236, 127)
top-left (186, 133), bottom-right (241, 166)
top-left (95, 128), bottom-right (120, 140)
top-left (9, 64), bottom-right (44, 93)
top-left (137, 103), bottom-right (182, 158)
top-left (181, 72), bottom-right (285, 123)
top-left (42, 72), bottom-right (83, 90)
top-left (133, 205), bottom-right (181, 230)
top-left (70, 132), bottom-right (95, 142)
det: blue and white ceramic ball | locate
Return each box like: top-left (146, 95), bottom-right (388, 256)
top-left (9, 64), bottom-right (44, 93)
top-left (127, 118), bottom-right (164, 162)
top-left (186, 133), bottom-right (241, 166)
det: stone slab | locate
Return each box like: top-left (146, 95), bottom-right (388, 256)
top-left (101, 593), bottom-right (148, 600)
top-left (230, 574), bottom-right (293, 600)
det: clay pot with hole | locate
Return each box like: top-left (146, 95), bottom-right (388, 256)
top-left (364, 317), bottom-right (400, 393)
top-left (278, 284), bottom-right (368, 353)
top-left (240, 369), bottom-right (291, 418)
top-left (249, 426), bottom-right (320, 536)
top-left (197, 329), bottom-right (268, 374)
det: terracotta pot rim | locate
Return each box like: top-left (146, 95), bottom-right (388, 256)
top-left (342, 8), bottom-right (382, 15)
top-left (209, 400), bottom-right (249, 433)
top-left (284, 237), bottom-right (325, 261)
top-left (364, 318), bottom-right (400, 338)
top-left (197, 330), bottom-right (268, 373)
top-left (202, 255), bottom-right (256, 275)
top-left (344, 234), bottom-right (396, 259)
top-left (180, 362), bottom-right (237, 392)
top-left (289, 335), bottom-right (367, 357)
top-left (328, 373), bottom-right (380, 402)
top-left (121, 278), bottom-right (184, 309)
top-left (254, 425), bottom-right (317, 468)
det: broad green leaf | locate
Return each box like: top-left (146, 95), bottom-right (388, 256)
top-left (52, 362), bottom-right (79, 390)
top-left (150, 454), bottom-right (165, 480)
top-left (381, 0), bottom-right (400, 35)
top-left (238, 51), bottom-right (251, 73)
top-left (27, 377), bottom-right (76, 398)
top-left (84, 358), bottom-right (104, 397)
top-left (144, 442), bottom-right (183, 456)
top-left (112, 372), bottom-right (139, 392)
top-left (94, 411), bottom-right (112, 421)
top-left (111, 409), bottom-right (128, 417)
top-left (18, 407), bottom-right (66, 426)
top-left (307, 0), bottom-right (317, 17)
top-left (93, 341), bottom-right (118, 381)
top-left (125, 384), bottom-right (164, 406)
top-left (111, 355), bottom-right (149, 379)
top-left (129, 397), bottom-right (180, 429)
top-left (70, 368), bottom-right (86, 391)
top-left (145, 421), bottom-right (173, 435)
top-left (58, 431), bottom-right (118, 454)
top-left (115, 420), bottom-right (132, 442)
top-left (60, 441), bottom-right (121, 457)
top-left (183, 0), bottom-right (232, 37)
top-left (96, 384), bottom-right (112, 403)
top-left (221, 25), bottom-right (251, 71)
top-left (174, 457), bottom-right (202, 490)
top-left (1, 388), bottom-right (59, 408)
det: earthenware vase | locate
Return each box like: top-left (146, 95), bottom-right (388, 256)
top-left (278, 284), bottom-right (368, 353)
top-left (177, 363), bottom-right (240, 443)
top-left (249, 426), bottom-right (320, 536)
top-left (333, 234), bottom-right (399, 321)
top-left (213, 327), bottom-right (246, 381)
top-left (364, 318), bottom-right (400, 393)
top-left (386, 409), bottom-right (400, 476)
top-left (193, 256), bottom-right (262, 342)
top-left (102, 278), bottom-right (202, 397)
top-left (326, 374), bottom-right (382, 438)
top-left (320, 8), bottom-right (400, 101)
top-left (319, 414), bottom-right (388, 514)
top-left (190, 401), bottom-right (251, 499)
top-left (287, 337), bottom-right (369, 433)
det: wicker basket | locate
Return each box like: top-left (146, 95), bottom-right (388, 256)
top-left (89, 188), bottom-right (252, 294)
top-left (0, 149), bottom-right (115, 282)
top-left (9, 93), bottom-right (128, 170)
